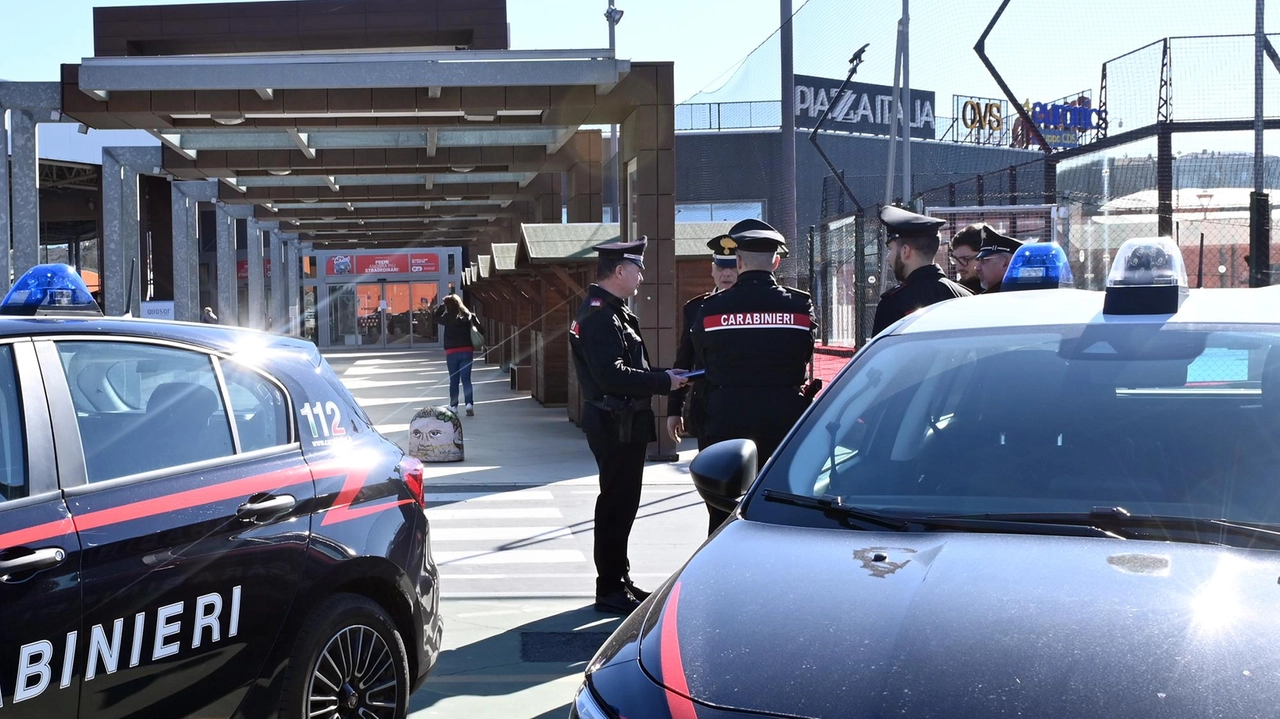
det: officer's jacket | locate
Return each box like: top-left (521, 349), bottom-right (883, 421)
top-left (667, 290), bottom-right (712, 417)
top-left (872, 263), bottom-right (973, 336)
top-left (569, 284), bottom-right (672, 402)
top-left (692, 271), bottom-right (816, 439)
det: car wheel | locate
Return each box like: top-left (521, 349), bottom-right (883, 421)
top-left (279, 593), bottom-right (410, 719)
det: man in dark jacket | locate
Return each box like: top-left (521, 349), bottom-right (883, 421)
top-left (693, 219), bottom-right (816, 482)
top-left (668, 234), bottom-right (740, 535)
top-left (872, 206), bottom-right (974, 336)
top-left (974, 229), bottom-right (1024, 293)
top-left (948, 223), bottom-right (988, 294)
top-left (569, 237), bottom-right (688, 615)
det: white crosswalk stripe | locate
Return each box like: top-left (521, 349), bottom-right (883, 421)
top-left (425, 487), bottom-right (595, 596)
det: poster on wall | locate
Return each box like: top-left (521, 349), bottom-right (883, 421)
top-left (410, 254), bottom-right (440, 273)
top-left (236, 260), bottom-right (272, 280)
top-left (325, 252), bottom-right (443, 276)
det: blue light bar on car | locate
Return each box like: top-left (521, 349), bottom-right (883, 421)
top-left (1102, 237), bottom-right (1189, 315)
top-left (0, 264), bottom-right (103, 316)
top-left (1002, 241), bottom-right (1074, 291)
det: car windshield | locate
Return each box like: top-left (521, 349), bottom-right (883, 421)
top-left (749, 322), bottom-right (1280, 531)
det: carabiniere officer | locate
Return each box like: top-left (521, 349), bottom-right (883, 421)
top-left (872, 206), bottom-right (974, 336)
top-left (569, 236), bottom-right (689, 615)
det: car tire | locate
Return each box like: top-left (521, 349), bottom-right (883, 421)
top-left (279, 593), bottom-right (411, 719)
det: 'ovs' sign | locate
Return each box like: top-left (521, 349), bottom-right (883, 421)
top-left (962, 100), bottom-right (1004, 132)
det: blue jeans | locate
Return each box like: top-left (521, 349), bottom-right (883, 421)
top-left (446, 351), bottom-right (474, 407)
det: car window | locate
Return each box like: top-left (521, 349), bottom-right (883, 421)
top-left (759, 324), bottom-right (1280, 526)
top-left (57, 342), bottom-right (234, 482)
top-left (0, 347), bottom-right (27, 500)
top-left (219, 360), bottom-right (291, 452)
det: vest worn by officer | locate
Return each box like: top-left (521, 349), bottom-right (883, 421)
top-left (872, 263), bottom-right (973, 335)
top-left (569, 284), bottom-right (671, 403)
top-left (692, 270), bottom-right (816, 441)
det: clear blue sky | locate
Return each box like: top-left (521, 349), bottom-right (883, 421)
top-left (2, 0), bottom-right (1278, 156)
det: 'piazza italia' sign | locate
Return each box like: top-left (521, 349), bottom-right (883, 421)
top-left (794, 74), bottom-right (936, 140)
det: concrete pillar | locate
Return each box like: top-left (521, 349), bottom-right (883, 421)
top-left (101, 153), bottom-right (125, 316)
top-left (0, 109), bottom-right (9, 290)
top-left (215, 204), bottom-right (236, 324)
top-left (246, 220), bottom-right (268, 331)
top-left (269, 231), bottom-right (285, 333)
top-left (566, 131), bottom-right (604, 224)
top-left (9, 109), bottom-right (40, 277)
top-left (618, 63), bottom-right (678, 460)
top-left (123, 168), bottom-right (141, 315)
top-left (171, 188), bottom-right (195, 322)
top-left (285, 239), bottom-right (300, 336)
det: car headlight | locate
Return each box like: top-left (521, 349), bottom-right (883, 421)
top-left (572, 682), bottom-right (614, 719)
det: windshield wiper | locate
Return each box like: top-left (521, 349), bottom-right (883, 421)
top-left (762, 491), bottom-right (1118, 538)
top-left (763, 490), bottom-right (909, 530)
top-left (929, 506), bottom-right (1280, 548)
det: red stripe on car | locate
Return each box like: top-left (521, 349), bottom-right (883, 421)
top-left (659, 581), bottom-right (699, 719)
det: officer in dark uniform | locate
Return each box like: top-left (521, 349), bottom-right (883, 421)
top-left (693, 219), bottom-right (817, 487)
top-left (668, 234), bottom-right (740, 534)
top-left (872, 206), bottom-right (974, 336)
top-left (974, 229), bottom-right (1024, 293)
top-left (569, 236), bottom-right (689, 614)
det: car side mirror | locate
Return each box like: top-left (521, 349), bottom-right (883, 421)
top-left (690, 439), bottom-right (758, 513)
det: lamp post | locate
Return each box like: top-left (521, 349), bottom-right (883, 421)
top-left (605, 1), bottom-right (624, 225)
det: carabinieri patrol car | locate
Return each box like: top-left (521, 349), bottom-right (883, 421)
top-left (572, 236), bottom-right (1280, 719)
top-left (0, 265), bottom-right (439, 718)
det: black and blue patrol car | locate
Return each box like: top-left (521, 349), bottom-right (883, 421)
top-left (574, 237), bottom-right (1280, 719)
top-left (0, 265), bottom-right (440, 718)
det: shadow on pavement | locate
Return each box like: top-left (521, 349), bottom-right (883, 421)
top-left (410, 604), bottom-right (626, 712)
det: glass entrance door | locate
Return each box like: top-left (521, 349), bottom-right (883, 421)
top-left (384, 283), bottom-right (412, 347)
top-left (356, 283), bottom-right (385, 347)
top-left (411, 282), bottom-right (439, 345)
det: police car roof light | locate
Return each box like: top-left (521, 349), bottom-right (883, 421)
top-left (1102, 237), bottom-right (1189, 315)
top-left (1, 264), bottom-right (103, 317)
top-left (1001, 241), bottom-right (1074, 291)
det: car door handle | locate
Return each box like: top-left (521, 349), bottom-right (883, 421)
top-left (237, 494), bottom-right (297, 520)
top-left (0, 547), bottom-right (66, 579)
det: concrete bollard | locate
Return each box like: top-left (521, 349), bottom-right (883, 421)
top-left (406, 406), bottom-right (464, 462)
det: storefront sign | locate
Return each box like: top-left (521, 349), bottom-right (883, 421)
top-left (325, 252), bottom-right (442, 276)
top-left (794, 74), bottom-right (935, 140)
top-left (236, 260), bottom-right (272, 280)
top-left (139, 301), bottom-right (174, 321)
top-left (410, 254), bottom-right (440, 273)
top-left (1011, 94), bottom-right (1103, 150)
top-left (954, 95), bottom-right (1009, 145)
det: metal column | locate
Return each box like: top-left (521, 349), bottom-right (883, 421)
top-left (269, 230), bottom-right (285, 333)
top-left (215, 204), bottom-right (236, 324)
top-left (171, 188), bottom-right (195, 321)
top-left (9, 109), bottom-right (40, 277)
top-left (285, 238), bottom-right (300, 335)
top-left (246, 219), bottom-right (271, 331)
top-left (101, 153), bottom-right (125, 315)
top-left (122, 168), bottom-right (141, 314)
top-left (0, 108), bottom-right (9, 290)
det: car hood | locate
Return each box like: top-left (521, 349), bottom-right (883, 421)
top-left (636, 520), bottom-right (1280, 719)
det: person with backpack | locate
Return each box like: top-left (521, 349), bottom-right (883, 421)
top-left (434, 294), bottom-right (484, 416)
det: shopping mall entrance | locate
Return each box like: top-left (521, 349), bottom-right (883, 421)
top-left (308, 248), bottom-right (465, 350)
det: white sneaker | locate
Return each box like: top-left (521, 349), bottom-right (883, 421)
top-left (465, 404), bottom-right (475, 416)
top-left (448, 405), bottom-right (458, 414)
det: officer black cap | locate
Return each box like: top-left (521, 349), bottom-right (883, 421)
top-left (593, 236), bottom-right (648, 269)
top-left (880, 205), bottom-right (945, 241)
top-left (974, 228), bottom-right (1024, 259)
top-left (727, 219), bottom-right (787, 253)
top-left (708, 234), bottom-right (739, 266)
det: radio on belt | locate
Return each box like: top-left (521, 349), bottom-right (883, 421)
top-left (1, 263), bottom-right (103, 316)
top-left (1102, 236), bottom-right (1189, 315)
top-left (1001, 241), bottom-right (1074, 291)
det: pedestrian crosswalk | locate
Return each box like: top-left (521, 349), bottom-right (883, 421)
top-left (426, 485), bottom-right (596, 597)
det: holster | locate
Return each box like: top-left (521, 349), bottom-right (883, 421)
top-left (591, 396), bottom-right (657, 444)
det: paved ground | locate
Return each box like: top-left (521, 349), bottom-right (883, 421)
top-left (322, 348), bottom-right (712, 719)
